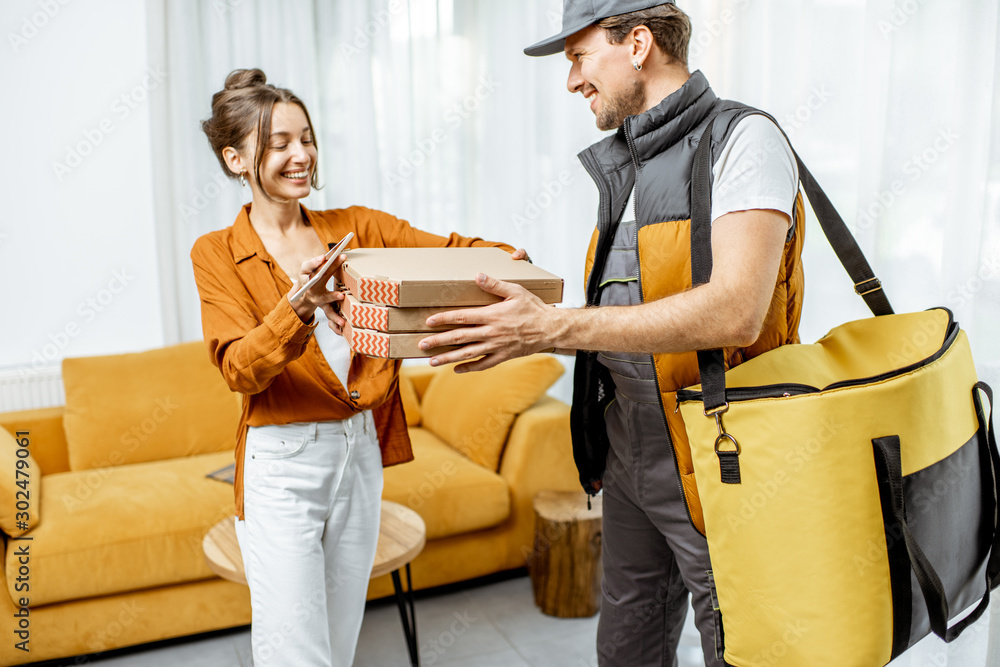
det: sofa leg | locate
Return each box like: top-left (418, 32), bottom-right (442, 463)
top-left (391, 564), bottom-right (419, 666)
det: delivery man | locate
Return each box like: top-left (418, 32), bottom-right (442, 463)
top-left (419, 2), bottom-right (804, 664)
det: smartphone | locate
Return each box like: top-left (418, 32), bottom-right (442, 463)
top-left (289, 232), bottom-right (354, 302)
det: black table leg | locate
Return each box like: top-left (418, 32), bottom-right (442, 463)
top-left (391, 564), bottom-right (418, 666)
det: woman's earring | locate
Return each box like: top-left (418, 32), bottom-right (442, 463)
top-left (239, 171), bottom-right (247, 187)
top-left (633, 61), bottom-right (642, 71)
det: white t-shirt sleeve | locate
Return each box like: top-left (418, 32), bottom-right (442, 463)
top-left (710, 115), bottom-right (799, 228)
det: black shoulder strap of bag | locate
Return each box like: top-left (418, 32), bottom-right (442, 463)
top-left (692, 114), bottom-right (895, 412)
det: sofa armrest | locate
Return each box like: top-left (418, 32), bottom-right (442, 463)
top-left (499, 396), bottom-right (578, 489)
top-left (0, 407), bottom-right (69, 476)
top-left (497, 396), bottom-right (581, 565)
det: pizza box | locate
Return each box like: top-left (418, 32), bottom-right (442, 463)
top-left (340, 293), bottom-right (474, 333)
top-left (343, 318), bottom-right (459, 359)
top-left (336, 247), bottom-right (563, 307)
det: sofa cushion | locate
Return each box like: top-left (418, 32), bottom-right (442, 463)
top-left (399, 373), bottom-right (421, 426)
top-left (420, 355), bottom-right (564, 470)
top-left (382, 428), bottom-right (510, 540)
top-left (0, 427), bottom-right (39, 536)
top-left (62, 341), bottom-right (241, 471)
top-left (7, 450), bottom-right (236, 607)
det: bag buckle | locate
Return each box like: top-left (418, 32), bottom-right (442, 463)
top-left (711, 412), bottom-right (741, 455)
top-left (854, 277), bottom-right (883, 297)
top-left (710, 406), bottom-right (742, 485)
top-left (704, 402), bottom-right (729, 418)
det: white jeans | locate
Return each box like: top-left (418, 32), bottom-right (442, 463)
top-left (235, 411), bottom-right (383, 667)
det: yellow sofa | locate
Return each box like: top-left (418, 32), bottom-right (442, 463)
top-left (0, 341), bottom-right (579, 666)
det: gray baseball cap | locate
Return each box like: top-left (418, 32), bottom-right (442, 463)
top-left (524, 0), bottom-right (676, 57)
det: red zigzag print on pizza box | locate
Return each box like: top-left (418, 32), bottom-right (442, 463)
top-left (357, 278), bottom-right (400, 306)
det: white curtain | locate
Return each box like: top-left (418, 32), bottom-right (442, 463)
top-left (148, 0), bottom-right (999, 663)
top-left (679, 0), bottom-right (1000, 395)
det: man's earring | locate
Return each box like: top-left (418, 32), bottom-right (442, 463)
top-left (633, 61), bottom-right (642, 71)
top-left (239, 171), bottom-right (247, 187)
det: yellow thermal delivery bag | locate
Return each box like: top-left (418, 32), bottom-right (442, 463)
top-left (676, 119), bottom-right (998, 666)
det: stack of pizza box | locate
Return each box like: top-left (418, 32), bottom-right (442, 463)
top-left (335, 247), bottom-right (564, 359)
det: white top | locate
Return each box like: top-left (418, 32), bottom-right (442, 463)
top-left (312, 306), bottom-right (352, 389)
top-left (625, 115), bottom-right (799, 228)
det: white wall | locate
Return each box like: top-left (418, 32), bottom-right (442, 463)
top-left (0, 0), bottom-right (165, 375)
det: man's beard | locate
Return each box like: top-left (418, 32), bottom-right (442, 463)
top-left (596, 78), bottom-right (646, 131)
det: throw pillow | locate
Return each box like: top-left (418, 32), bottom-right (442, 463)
top-left (399, 373), bottom-right (421, 426)
top-left (62, 341), bottom-right (241, 471)
top-left (420, 355), bottom-right (564, 470)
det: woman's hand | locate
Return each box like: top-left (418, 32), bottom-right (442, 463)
top-left (510, 248), bottom-right (530, 262)
top-left (287, 253), bottom-right (348, 334)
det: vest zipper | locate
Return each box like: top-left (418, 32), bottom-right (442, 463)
top-left (625, 116), bottom-right (699, 532)
top-left (579, 150), bottom-right (616, 305)
top-left (577, 148), bottom-right (618, 504)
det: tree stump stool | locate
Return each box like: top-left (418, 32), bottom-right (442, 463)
top-left (529, 490), bottom-right (603, 618)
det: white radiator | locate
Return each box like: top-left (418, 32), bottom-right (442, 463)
top-left (0, 366), bottom-right (65, 412)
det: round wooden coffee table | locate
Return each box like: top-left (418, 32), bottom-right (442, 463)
top-left (203, 499), bottom-right (426, 665)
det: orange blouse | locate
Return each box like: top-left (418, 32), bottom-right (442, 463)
top-left (191, 203), bottom-right (513, 520)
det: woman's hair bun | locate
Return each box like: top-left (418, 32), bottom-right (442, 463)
top-left (224, 68), bottom-right (267, 91)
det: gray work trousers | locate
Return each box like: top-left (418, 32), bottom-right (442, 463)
top-left (597, 377), bottom-right (727, 667)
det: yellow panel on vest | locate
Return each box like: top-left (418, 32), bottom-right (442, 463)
top-left (584, 227), bottom-right (600, 289)
top-left (637, 220), bottom-right (693, 300)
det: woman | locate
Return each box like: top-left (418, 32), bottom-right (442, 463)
top-left (191, 68), bottom-right (522, 666)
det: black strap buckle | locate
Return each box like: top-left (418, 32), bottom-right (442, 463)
top-left (854, 277), bottom-right (883, 297)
